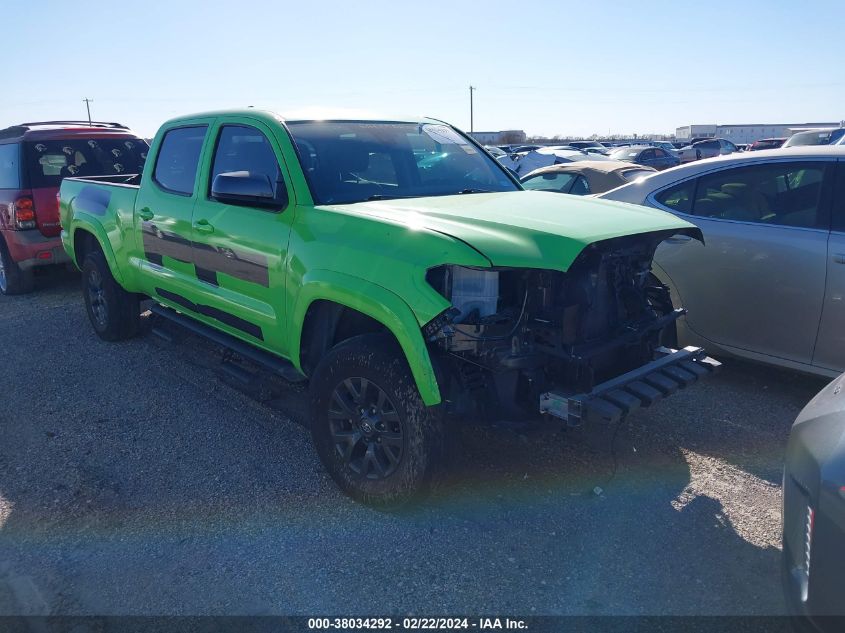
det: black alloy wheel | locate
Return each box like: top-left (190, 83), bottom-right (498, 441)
top-left (328, 376), bottom-right (404, 480)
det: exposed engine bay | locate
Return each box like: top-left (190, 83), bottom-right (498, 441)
top-left (424, 229), bottom-right (700, 423)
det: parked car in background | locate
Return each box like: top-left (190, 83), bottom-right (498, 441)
top-left (497, 147), bottom-right (609, 176)
top-left (748, 137), bottom-right (787, 151)
top-left (534, 146), bottom-right (612, 162)
top-left (583, 146), bottom-right (611, 156)
top-left (484, 145), bottom-right (507, 157)
top-left (782, 372), bottom-right (845, 630)
top-left (509, 144), bottom-right (542, 153)
top-left (0, 120), bottom-right (148, 294)
top-left (520, 160), bottom-right (656, 195)
top-left (59, 109), bottom-right (718, 506)
top-left (784, 128), bottom-right (845, 148)
top-left (609, 145), bottom-right (680, 170)
top-left (651, 141), bottom-right (680, 158)
top-left (599, 146), bottom-right (845, 377)
top-left (677, 138), bottom-right (738, 163)
top-left (567, 141), bottom-right (607, 153)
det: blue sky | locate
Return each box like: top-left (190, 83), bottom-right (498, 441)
top-left (2, 0), bottom-right (841, 138)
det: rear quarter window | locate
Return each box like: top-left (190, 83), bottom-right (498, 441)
top-left (0, 144), bottom-right (21, 189)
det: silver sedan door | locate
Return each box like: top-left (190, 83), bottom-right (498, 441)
top-left (651, 160), bottom-right (834, 365)
top-left (813, 161), bottom-right (845, 372)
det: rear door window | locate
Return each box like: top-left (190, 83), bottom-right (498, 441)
top-left (0, 144), bottom-right (21, 189)
top-left (154, 126), bottom-right (207, 195)
top-left (691, 162), bottom-right (830, 228)
top-left (23, 137), bottom-right (148, 188)
top-left (655, 179), bottom-right (696, 214)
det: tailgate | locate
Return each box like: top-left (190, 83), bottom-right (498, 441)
top-left (540, 346), bottom-right (721, 425)
top-left (32, 187), bottom-right (61, 237)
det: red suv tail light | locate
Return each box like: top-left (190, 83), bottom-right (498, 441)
top-left (11, 197), bottom-right (36, 230)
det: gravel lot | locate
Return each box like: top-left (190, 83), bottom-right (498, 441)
top-left (0, 271), bottom-right (830, 616)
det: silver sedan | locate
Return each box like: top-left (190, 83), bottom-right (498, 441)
top-left (599, 146), bottom-right (845, 377)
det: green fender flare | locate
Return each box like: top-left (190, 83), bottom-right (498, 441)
top-left (290, 269), bottom-right (442, 406)
top-left (69, 218), bottom-right (127, 286)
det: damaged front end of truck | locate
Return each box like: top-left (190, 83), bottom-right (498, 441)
top-left (423, 228), bottom-right (720, 426)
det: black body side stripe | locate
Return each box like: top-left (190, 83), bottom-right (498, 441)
top-left (155, 287), bottom-right (263, 341)
top-left (142, 221), bottom-right (269, 287)
top-left (145, 251), bottom-right (163, 266)
top-left (195, 266), bottom-right (219, 287)
top-left (192, 242), bottom-right (270, 287)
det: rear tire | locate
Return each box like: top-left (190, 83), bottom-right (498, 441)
top-left (0, 238), bottom-right (35, 295)
top-left (82, 249), bottom-right (140, 341)
top-left (309, 334), bottom-right (442, 507)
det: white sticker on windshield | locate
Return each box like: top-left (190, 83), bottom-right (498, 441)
top-left (422, 124), bottom-right (469, 146)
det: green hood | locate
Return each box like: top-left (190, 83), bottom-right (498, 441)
top-left (322, 191), bottom-right (700, 271)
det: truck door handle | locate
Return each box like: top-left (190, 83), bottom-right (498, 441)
top-left (138, 208), bottom-right (154, 221)
top-left (194, 219), bottom-right (214, 234)
top-left (834, 253), bottom-right (845, 265)
top-left (665, 235), bottom-right (692, 244)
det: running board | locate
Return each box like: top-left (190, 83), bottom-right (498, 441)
top-left (540, 346), bottom-right (720, 426)
top-left (150, 303), bottom-right (306, 383)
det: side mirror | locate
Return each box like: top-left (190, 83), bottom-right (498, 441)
top-left (211, 171), bottom-right (287, 209)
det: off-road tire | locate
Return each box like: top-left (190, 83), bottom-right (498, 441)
top-left (309, 333), bottom-right (443, 507)
top-left (0, 237), bottom-right (35, 295)
top-left (82, 249), bottom-right (140, 341)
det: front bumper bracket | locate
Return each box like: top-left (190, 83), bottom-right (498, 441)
top-left (539, 346), bottom-right (721, 426)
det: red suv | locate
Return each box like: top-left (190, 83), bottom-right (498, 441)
top-left (0, 121), bottom-right (148, 294)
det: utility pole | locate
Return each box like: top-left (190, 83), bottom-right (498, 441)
top-left (82, 98), bottom-right (93, 125)
top-left (469, 85), bottom-right (476, 134)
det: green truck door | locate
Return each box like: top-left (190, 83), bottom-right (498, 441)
top-left (134, 123), bottom-right (210, 297)
top-left (187, 120), bottom-right (295, 353)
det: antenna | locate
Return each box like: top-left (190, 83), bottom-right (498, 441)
top-left (82, 98), bottom-right (93, 125)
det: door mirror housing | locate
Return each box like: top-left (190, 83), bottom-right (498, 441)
top-left (211, 171), bottom-right (287, 209)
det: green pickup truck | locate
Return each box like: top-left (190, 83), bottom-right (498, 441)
top-left (60, 109), bottom-right (718, 505)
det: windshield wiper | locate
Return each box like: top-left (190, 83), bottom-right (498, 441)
top-left (365, 193), bottom-right (417, 201)
top-left (458, 188), bottom-right (492, 194)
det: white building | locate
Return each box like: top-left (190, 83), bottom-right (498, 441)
top-left (675, 124), bottom-right (718, 140)
top-left (676, 122), bottom-right (844, 145)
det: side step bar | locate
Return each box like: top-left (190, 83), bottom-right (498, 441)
top-left (150, 303), bottom-right (306, 383)
top-left (540, 346), bottom-right (720, 426)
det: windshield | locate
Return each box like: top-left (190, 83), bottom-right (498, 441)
top-left (24, 137), bottom-right (148, 188)
top-left (286, 121), bottom-right (519, 204)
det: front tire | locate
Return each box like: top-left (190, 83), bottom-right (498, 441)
top-left (309, 334), bottom-right (442, 507)
top-left (82, 250), bottom-right (140, 341)
top-left (0, 238), bottom-right (35, 295)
